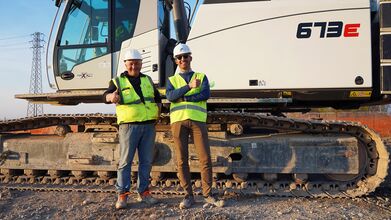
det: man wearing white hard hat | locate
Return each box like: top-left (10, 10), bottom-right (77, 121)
top-left (103, 49), bottom-right (161, 209)
top-left (166, 43), bottom-right (224, 209)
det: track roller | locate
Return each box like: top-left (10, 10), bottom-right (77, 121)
top-left (262, 173), bottom-right (278, 182)
top-left (233, 173), bottom-right (248, 183)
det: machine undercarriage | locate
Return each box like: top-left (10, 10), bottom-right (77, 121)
top-left (0, 112), bottom-right (388, 198)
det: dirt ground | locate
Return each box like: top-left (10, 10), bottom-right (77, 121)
top-left (1, 187), bottom-right (390, 220)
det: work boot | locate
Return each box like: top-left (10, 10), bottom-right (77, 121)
top-left (115, 193), bottom-right (129, 209)
top-left (204, 195), bottom-right (225, 207)
top-left (136, 190), bottom-right (158, 205)
top-left (179, 195), bottom-right (195, 209)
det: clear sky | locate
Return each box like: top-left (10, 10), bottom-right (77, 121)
top-left (0, 1), bottom-right (110, 119)
top-left (0, 1), bottom-right (42, 119)
top-left (0, 0), bottom-right (199, 120)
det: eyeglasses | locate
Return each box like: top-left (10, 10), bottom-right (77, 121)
top-left (175, 54), bottom-right (190, 60)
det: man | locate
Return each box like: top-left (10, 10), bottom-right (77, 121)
top-left (103, 49), bottom-right (161, 209)
top-left (166, 43), bottom-right (224, 209)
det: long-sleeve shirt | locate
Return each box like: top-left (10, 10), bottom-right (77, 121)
top-left (103, 72), bottom-right (162, 104)
top-left (166, 71), bottom-right (210, 102)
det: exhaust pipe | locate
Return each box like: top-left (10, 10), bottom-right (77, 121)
top-left (172, 0), bottom-right (190, 43)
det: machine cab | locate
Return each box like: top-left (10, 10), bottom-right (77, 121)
top-left (49, 0), bottom-right (171, 90)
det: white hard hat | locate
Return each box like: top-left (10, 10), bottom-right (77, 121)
top-left (173, 43), bottom-right (191, 57)
top-left (123, 49), bottom-right (142, 61)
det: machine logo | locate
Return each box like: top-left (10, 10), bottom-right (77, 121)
top-left (297, 21), bottom-right (360, 39)
top-left (77, 72), bottom-right (93, 79)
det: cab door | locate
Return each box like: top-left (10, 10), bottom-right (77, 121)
top-left (54, 0), bottom-right (112, 90)
top-left (53, 0), bottom-right (165, 90)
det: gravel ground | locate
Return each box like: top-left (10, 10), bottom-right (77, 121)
top-left (1, 187), bottom-right (391, 219)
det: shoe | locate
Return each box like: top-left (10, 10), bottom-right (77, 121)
top-left (137, 190), bottom-right (158, 205)
top-left (115, 192), bottom-right (129, 209)
top-left (204, 195), bottom-right (225, 207)
top-left (179, 195), bottom-right (195, 209)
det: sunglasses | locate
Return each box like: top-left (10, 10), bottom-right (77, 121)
top-left (175, 54), bottom-right (190, 60)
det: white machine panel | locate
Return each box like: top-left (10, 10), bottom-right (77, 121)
top-left (188, 0), bottom-right (372, 90)
top-left (117, 29), bottom-right (160, 83)
top-left (55, 54), bottom-right (112, 90)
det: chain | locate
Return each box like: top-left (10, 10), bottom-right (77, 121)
top-left (0, 150), bottom-right (11, 166)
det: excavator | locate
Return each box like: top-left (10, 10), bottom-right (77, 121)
top-left (0, 0), bottom-right (390, 197)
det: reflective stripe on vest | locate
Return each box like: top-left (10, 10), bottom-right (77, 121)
top-left (170, 104), bottom-right (207, 114)
top-left (123, 97), bottom-right (155, 105)
top-left (168, 72), bottom-right (207, 124)
top-left (112, 75), bottom-right (158, 124)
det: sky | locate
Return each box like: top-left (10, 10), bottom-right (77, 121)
top-left (0, 1), bottom-right (111, 119)
top-left (0, 0), bottom-right (199, 120)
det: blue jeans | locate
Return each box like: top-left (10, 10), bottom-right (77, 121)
top-left (115, 123), bottom-right (156, 194)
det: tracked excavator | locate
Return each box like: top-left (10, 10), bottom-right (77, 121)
top-left (1, 0), bottom-right (391, 197)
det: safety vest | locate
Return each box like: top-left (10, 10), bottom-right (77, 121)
top-left (113, 75), bottom-right (158, 124)
top-left (168, 72), bottom-right (207, 124)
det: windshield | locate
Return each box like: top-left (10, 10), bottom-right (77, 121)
top-left (54, 0), bottom-right (141, 78)
top-left (56, 0), bottom-right (109, 76)
top-left (60, 0), bottom-right (108, 46)
top-left (114, 0), bottom-right (140, 51)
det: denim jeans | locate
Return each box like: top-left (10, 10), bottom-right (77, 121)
top-left (115, 123), bottom-right (156, 194)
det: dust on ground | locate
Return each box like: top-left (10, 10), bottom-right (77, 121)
top-left (1, 187), bottom-right (390, 219)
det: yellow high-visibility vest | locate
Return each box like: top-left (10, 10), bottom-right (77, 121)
top-left (168, 72), bottom-right (207, 124)
top-left (113, 75), bottom-right (158, 124)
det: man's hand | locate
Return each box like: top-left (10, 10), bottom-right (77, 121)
top-left (107, 89), bottom-right (120, 104)
top-left (174, 97), bottom-right (184, 103)
top-left (188, 79), bottom-right (201, 89)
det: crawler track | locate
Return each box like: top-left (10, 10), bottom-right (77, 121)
top-left (0, 112), bottom-right (389, 197)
